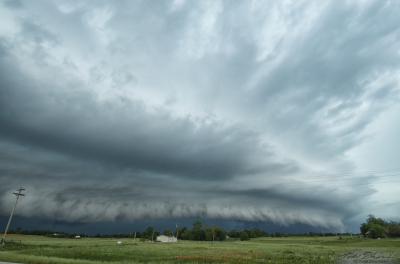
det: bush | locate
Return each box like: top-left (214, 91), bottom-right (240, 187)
top-left (240, 231), bottom-right (250, 241)
top-left (369, 223), bottom-right (385, 239)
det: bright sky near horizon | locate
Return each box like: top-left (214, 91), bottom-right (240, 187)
top-left (0, 0), bottom-right (400, 233)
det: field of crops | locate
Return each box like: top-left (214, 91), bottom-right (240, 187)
top-left (0, 234), bottom-right (399, 264)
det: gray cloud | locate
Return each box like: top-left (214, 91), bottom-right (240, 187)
top-left (1, 0), bottom-right (399, 231)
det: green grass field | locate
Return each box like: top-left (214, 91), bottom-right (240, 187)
top-left (0, 234), bottom-right (399, 264)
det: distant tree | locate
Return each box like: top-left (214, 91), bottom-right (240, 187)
top-left (21, 230), bottom-right (30, 235)
top-left (181, 229), bottom-right (191, 240)
top-left (252, 228), bottom-right (262, 237)
top-left (191, 229), bottom-right (205, 240)
top-left (134, 231), bottom-right (142, 238)
top-left (366, 214), bottom-right (388, 227)
top-left (387, 221), bottom-right (400, 238)
top-left (228, 229), bottom-right (239, 238)
top-left (142, 226), bottom-right (159, 240)
top-left (214, 227), bottom-right (226, 241)
top-left (175, 227), bottom-right (186, 239)
top-left (192, 220), bottom-right (202, 230)
top-left (360, 215), bottom-right (388, 238)
top-left (247, 230), bottom-right (256, 238)
top-left (369, 224), bottom-right (385, 239)
top-left (240, 231), bottom-right (250, 241)
top-left (162, 229), bottom-right (172, 236)
top-left (360, 223), bottom-right (369, 236)
top-left (204, 226), bottom-right (226, 241)
top-left (204, 225), bottom-right (213, 241)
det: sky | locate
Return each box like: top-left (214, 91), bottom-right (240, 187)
top-left (1, 0), bottom-right (400, 235)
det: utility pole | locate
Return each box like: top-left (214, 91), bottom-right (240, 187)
top-left (133, 231), bottom-right (136, 244)
top-left (175, 223), bottom-right (180, 241)
top-left (1, 188), bottom-right (25, 245)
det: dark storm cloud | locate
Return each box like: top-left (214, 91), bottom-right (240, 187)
top-left (0, 60), bottom-right (290, 181)
top-left (1, 0), bottom-right (399, 230)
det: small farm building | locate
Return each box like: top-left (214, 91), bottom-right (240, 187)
top-left (156, 235), bottom-right (177, 242)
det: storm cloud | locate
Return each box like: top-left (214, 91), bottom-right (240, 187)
top-left (1, 0), bottom-right (400, 232)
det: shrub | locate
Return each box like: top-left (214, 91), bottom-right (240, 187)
top-left (240, 231), bottom-right (250, 241)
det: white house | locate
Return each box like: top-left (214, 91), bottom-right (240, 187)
top-left (156, 235), bottom-right (177, 242)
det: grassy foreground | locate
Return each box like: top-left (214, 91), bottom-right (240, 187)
top-left (0, 234), bottom-right (399, 264)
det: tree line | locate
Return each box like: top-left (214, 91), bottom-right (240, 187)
top-left (360, 214), bottom-right (400, 239)
top-left (2, 220), bottom-right (351, 241)
top-left (5, 216), bottom-right (397, 240)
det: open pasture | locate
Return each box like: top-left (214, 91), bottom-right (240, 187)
top-left (0, 234), bottom-right (399, 264)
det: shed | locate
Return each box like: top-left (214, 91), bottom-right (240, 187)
top-left (156, 235), bottom-right (177, 242)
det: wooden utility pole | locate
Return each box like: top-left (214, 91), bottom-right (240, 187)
top-left (175, 223), bottom-right (180, 241)
top-left (1, 188), bottom-right (25, 245)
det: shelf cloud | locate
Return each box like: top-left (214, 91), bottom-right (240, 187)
top-left (1, 0), bottom-right (400, 232)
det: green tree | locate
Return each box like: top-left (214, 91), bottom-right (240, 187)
top-left (360, 215), bottom-right (388, 238)
top-left (366, 214), bottom-right (388, 227)
top-left (142, 226), bottom-right (159, 240)
top-left (214, 227), bottom-right (226, 241)
top-left (192, 220), bottom-right (202, 230)
top-left (204, 225), bottom-right (213, 241)
top-left (240, 231), bottom-right (250, 241)
top-left (176, 227), bottom-right (186, 239)
top-left (252, 228), bottom-right (262, 237)
top-left (15, 227), bottom-right (22, 234)
top-left (162, 229), bottom-right (171, 236)
top-left (387, 221), bottom-right (400, 238)
top-left (369, 223), bottom-right (385, 239)
top-left (228, 228), bottom-right (239, 238)
top-left (181, 229), bottom-right (191, 240)
top-left (247, 230), bottom-right (256, 238)
top-left (360, 223), bottom-right (369, 236)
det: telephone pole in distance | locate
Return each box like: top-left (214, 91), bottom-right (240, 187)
top-left (1, 187), bottom-right (25, 245)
